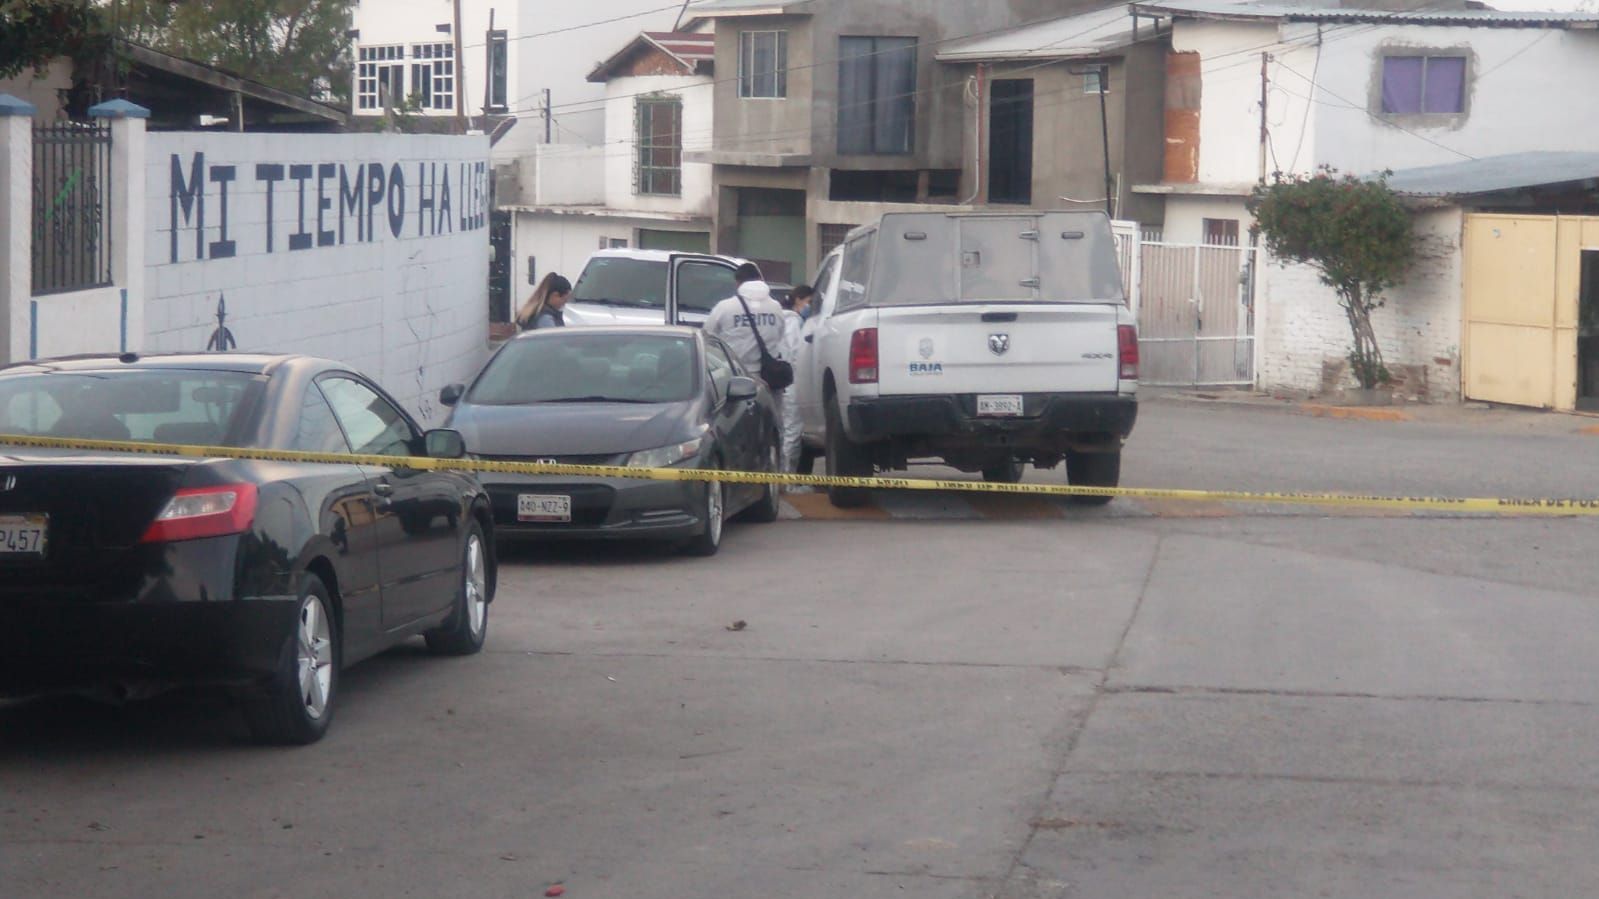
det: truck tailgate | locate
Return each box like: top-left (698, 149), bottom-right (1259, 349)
top-left (876, 304), bottom-right (1121, 395)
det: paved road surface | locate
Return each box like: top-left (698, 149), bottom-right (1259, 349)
top-left (5, 397), bottom-right (1598, 898)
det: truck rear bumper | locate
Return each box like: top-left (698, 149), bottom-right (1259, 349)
top-left (847, 392), bottom-right (1137, 445)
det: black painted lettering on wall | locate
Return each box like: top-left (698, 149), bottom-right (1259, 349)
top-left (208, 165), bottom-right (237, 259)
top-left (170, 152), bottom-right (205, 263)
top-left (366, 162), bottom-right (386, 242)
top-left (316, 163), bottom-right (338, 247)
top-left (165, 152), bottom-right (487, 266)
top-left (387, 163), bottom-right (406, 238)
top-left (439, 164), bottom-right (453, 234)
top-left (256, 164), bottom-right (285, 252)
top-left (288, 164), bottom-right (314, 251)
top-left (338, 163), bottom-right (365, 243)
top-left (418, 163), bottom-right (436, 236)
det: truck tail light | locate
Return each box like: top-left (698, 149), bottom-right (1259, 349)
top-left (140, 484), bottom-right (259, 544)
top-left (849, 328), bottom-right (879, 384)
top-left (1118, 325), bottom-right (1139, 381)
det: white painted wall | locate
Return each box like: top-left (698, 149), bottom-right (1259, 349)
top-left (145, 132), bottom-right (492, 424)
top-left (1256, 207), bottom-right (1464, 401)
top-left (1174, 19), bottom-right (1599, 183)
top-left (1159, 196), bottom-right (1251, 245)
top-left (602, 74), bottom-right (715, 215)
top-left (513, 211), bottom-right (635, 290)
top-left (533, 144), bottom-right (606, 206)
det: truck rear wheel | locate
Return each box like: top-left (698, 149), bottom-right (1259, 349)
top-left (1066, 449), bottom-right (1120, 506)
top-left (825, 400), bottom-right (871, 508)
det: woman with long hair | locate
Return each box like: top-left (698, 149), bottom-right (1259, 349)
top-left (515, 273), bottom-right (573, 330)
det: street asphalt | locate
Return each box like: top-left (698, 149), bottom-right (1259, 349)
top-left (4, 395), bottom-right (1599, 898)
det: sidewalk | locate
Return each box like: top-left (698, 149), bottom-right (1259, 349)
top-left (1141, 386), bottom-right (1599, 435)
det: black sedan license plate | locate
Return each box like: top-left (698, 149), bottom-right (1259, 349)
top-left (0, 513), bottom-right (48, 558)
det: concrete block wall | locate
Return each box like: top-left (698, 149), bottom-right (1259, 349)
top-left (1257, 207), bottom-right (1464, 402)
top-left (143, 132), bottom-right (492, 424)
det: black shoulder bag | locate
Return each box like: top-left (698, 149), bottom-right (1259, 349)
top-left (735, 295), bottom-right (795, 391)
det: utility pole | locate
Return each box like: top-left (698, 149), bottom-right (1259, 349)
top-left (1097, 65), bottom-right (1114, 219)
top-left (543, 88), bottom-right (552, 143)
top-left (1259, 52), bottom-right (1270, 183)
top-left (452, 0), bottom-right (466, 133)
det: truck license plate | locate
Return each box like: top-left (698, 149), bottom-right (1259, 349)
top-left (0, 513), bottom-right (48, 558)
top-left (977, 394), bottom-right (1024, 417)
top-left (518, 494), bottom-right (572, 523)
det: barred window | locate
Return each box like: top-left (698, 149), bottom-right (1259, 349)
top-left (739, 31), bottom-right (788, 98)
top-left (636, 97), bottom-right (683, 196)
top-left (410, 42), bottom-right (455, 110)
top-left (357, 45), bottom-right (405, 111)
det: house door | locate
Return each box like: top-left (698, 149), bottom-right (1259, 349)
top-left (1462, 215), bottom-right (1560, 408)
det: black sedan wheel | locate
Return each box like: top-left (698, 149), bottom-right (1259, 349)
top-left (245, 574), bottom-right (339, 745)
top-left (426, 523), bottom-right (490, 656)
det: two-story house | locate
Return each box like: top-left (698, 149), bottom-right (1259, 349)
top-left (504, 29), bottom-right (719, 285)
top-left (1128, 0), bottom-right (1599, 402)
top-left (933, 2), bottom-right (1169, 228)
top-left (349, 0), bottom-right (682, 158)
top-left (684, 0), bottom-right (1110, 284)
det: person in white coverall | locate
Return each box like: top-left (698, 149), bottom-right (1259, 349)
top-left (703, 278), bottom-right (791, 467)
top-left (778, 284), bottom-right (814, 477)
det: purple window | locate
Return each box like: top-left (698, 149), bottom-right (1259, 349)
top-left (1381, 55), bottom-right (1465, 115)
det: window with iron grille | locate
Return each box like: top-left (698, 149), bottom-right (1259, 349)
top-left (819, 223), bottom-right (854, 261)
top-left (357, 45), bottom-right (405, 110)
top-left (739, 31), bottom-right (788, 98)
top-left (410, 42), bottom-right (455, 110)
top-left (636, 96), bottom-right (683, 196)
top-left (31, 123), bottom-right (113, 295)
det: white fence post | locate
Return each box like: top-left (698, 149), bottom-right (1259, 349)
top-left (0, 94), bottom-right (33, 365)
top-left (89, 99), bottom-right (150, 354)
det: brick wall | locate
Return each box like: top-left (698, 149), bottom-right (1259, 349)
top-left (144, 132), bottom-right (491, 424)
top-left (1257, 207), bottom-right (1463, 402)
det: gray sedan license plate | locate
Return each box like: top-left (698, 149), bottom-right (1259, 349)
top-left (518, 494), bottom-right (571, 523)
top-left (0, 513), bottom-right (48, 558)
top-left (977, 394), bottom-right (1024, 417)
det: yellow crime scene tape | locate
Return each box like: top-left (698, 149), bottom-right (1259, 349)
top-left (1, 432), bottom-right (1597, 517)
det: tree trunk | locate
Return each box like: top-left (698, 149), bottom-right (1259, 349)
top-left (1340, 284), bottom-right (1386, 390)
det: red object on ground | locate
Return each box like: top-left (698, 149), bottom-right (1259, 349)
top-left (545, 887), bottom-right (566, 897)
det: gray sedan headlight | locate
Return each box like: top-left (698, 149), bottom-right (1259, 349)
top-left (625, 436), bottom-right (704, 469)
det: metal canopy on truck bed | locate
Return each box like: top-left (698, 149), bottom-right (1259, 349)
top-left (866, 212), bottom-right (1127, 306)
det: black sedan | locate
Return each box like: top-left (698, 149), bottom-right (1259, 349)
top-left (0, 354), bottom-right (494, 744)
top-left (441, 326), bottom-right (782, 556)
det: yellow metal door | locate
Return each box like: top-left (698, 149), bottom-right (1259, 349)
top-left (1463, 215), bottom-right (1559, 408)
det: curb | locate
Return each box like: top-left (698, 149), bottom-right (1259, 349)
top-left (1299, 403), bottom-right (1413, 422)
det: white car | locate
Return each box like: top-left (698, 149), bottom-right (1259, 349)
top-left (792, 211), bottom-right (1139, 507)
top-left (565, 248), bottom-right (753, 328)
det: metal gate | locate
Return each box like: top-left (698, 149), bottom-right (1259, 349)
top-left (1114, 227), bottom-right (1256, 387)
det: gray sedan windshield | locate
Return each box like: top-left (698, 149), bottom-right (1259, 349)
top-left (468, 334), bottom-right (699, 405)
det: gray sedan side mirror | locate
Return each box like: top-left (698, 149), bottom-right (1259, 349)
top-left (424, 428), bottom-right (467, 459)
top-left (439, 383), bottom-right (465, 406)
top-left (726, 376), bottom-right (759, 402)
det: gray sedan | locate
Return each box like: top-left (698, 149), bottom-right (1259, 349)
top-left (440, 326), bottom-right (783, 556)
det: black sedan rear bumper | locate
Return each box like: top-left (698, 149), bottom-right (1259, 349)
top-left (847, 392), bottom-right (1138, 444)
top-left (0, 597), bottom-right (300, 698)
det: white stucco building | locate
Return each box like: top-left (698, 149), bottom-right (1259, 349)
top-left (1127, 1), bottom-right (1599, 400)
top-left (506, 30), bottom-right (719, 289)
top-left (348, 0), bottom-right (685, 159)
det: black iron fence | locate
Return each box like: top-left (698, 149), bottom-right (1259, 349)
top-left (32, 122), bottom-right (114, 296)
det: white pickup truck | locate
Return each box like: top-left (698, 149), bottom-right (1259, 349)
top-left (793, 211), bottom-right (1138, 508)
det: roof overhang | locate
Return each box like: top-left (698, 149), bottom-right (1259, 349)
top-left (120, 41), bottom-right (347, 126)
top-left (1381, 152), bottom-right (1599, 198)
top-left (1132, 181), bottom-right (1256, 197)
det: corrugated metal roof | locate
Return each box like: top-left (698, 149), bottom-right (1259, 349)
top-left (936, 3), bottom-right (1146, 62)
top-left (1132, 0), bottom-right (1599, 27)
top-left (645, 31), bottom-right (716, 65)
top-left (1382, 152), bottom-right (1599, 197)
